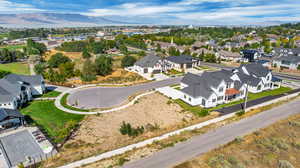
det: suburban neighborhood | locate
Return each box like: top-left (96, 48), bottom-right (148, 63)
top-left (0, 1), bottom-right (300, 168)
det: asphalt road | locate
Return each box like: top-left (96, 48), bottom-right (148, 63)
top-left (122, 97), bottom-right (300, 168)
top-left (68, 77), bottom-right (182, 109)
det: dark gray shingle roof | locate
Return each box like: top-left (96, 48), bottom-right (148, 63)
top-left (239, 63), bottom-right (270, 78)
top-left (236, 72), bottom-right (261, 86)
top-left (275, 55), bottom-right (300, 64)
top-left (4, 74), bottom-right (43, 86)
top-left (135, 54), bottom-right (161, 68)
top-left (0, 108), bottom-right (23, 121)
top-left (166, 55), bottom-right (198, 64)
top-left (181, 70), bottom-right (233, 99)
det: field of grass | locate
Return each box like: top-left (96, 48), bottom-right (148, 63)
top-left (0, 44), bottom-right (25, 50)
top-left (210, 86), bottom-right (292, 111)
top-left (0, 62), bottom-right (30, 75)
top-left (0, 33), bottom-right (8, 39)
top-left (40, 90), bottom-right (61, 98)
top-left (174, 99), bottom-right (209, 117)
top-left (21, 100), bottom-right (84, 143)
top-left (175, 113), bottom-right (300, 168)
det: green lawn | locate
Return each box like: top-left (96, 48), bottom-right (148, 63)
top-left (40, 90), bottom-right (61, 98)
top-left (174, 99), bottom-right (209, 117)
top-left (0, 44), bottom-right (25, 51)
top-left (209, 86), bottom-right (292, 111)
top-left (0, 33), bottom-right (8, 40)
top-left (0, 62), bottom-right (30, 75)
top-left (21, 100), bottom-right (84, 143)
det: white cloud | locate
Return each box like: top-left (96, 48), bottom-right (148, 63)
top-left (81, 0), bottom-right (300, 25)
top-left (0, 0), bottom-right (44, 13)
top-left (84, 2), bottom-right (193, 16)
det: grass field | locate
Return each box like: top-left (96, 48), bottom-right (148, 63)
top-left (0, 33), bottom-right (8, 39)
top-left (0, 62), bottom-right (30, 75)
top-left (175, 114), bottom-right (300, 168)
top-left (40, 90), bottom-right (61, 98)
top-left (0, 44), bottom-right (25, 50)
top-left (174, 99), bottom-right (209, 117)
top-left (21, 100), bottom-right (85, 143)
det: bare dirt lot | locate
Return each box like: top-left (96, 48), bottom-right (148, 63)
top-left (43, 93), bottom-right (218, 168)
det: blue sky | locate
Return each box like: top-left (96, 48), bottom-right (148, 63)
top-left (0, 0), bottom-right (300, 25)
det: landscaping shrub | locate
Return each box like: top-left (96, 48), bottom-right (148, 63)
top-left (0, 69), bottom-right (10, 78)
top-left (119, 121), bottom-right (144, 137)
top-left (117, 157), bottom-right (129, 166)
top-left (236, 110), bottom-right (245, 116)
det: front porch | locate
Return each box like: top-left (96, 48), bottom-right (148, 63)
top-left (225, 88), bottom-right (243, 102)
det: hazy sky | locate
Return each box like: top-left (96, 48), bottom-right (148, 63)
top-left (1, 0), bottom-right (300, 25)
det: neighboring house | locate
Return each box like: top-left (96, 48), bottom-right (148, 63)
top-left (272, 48), bottom-right (300, 57)
top-left (132, 54), bottom-right (164, 74)
top-left (0, 108), bottom-right (24, 130)
top-left (216, 50), bottom-right (241, 62)
top-left (191, 48), bottom-right (214, 56)
top-left (234, 63), bottom-right (278, 93)
top-left (179, 63), bottom-right (280, 108)
top-left (165, 55), bottom-right (200, 72)
top-left (223, 42), bottom-right (241, 50)
top-left (0, 74), bottom-right (45, 110)
top-left (192, 41), bottom-right (206, 50)
top-left (272, 56), bottom-right (300, 70)
top-left (241, 50), bottom-right (261, 62)
top-left (154, 41), bottom-right (175, 50)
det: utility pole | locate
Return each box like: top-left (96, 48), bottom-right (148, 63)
top-left (243, 81), bottom-right (249, 111)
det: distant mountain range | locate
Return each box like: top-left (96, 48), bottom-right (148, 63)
top-left (0, 13), bottom-right (293, 28)
top-left (0, 13), bottom-right (139, 28)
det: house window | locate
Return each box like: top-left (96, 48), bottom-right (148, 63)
top-left (226, 83), bottom-right (231, 89)
top-left (257, 85), bottom-right (262, 90)
top-left (212, 99), bottom-right (216, 103)
top-left (184, 95), bottom-right (187, 99)
top-left (189, 98), bottom-right (192, 102)
top-left (217, 96), bottom-right (223, 101)
top-left (202, 99), bottom-right (206, 106)
top-left (219, 87), bottom-right (224, 92)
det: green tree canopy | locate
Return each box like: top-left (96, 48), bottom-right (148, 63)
top-left (94, 55), bottom-right (113, 76)
top-left (121, 56), bottom-right (136, 68)
top-left (81, 59), bottom-right (96, 82)
top-left (48, 53), bottom-right (71, 68)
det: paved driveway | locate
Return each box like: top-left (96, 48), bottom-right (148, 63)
top-left (68, 77), bottom-right (182, 109)
top-left (122, 97), bottom-right (300, 168)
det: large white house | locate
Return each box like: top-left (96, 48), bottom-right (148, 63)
top-left (132, 54), bottom-right (164, 74)
top-left (0, 74), bottom-right (45, 110)
top-left (180, 63), bottom-right (281, 108)
top-left (132, 54), bottom-right (201, 75)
